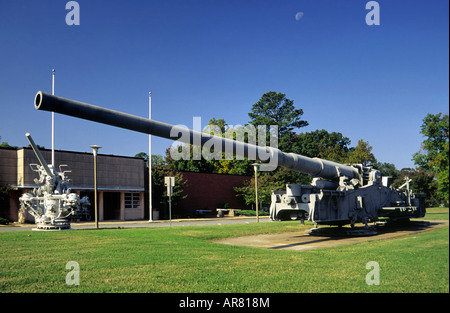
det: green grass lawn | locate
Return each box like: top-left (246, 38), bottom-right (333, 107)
top-left (0, 208), bottom-right (448, 293)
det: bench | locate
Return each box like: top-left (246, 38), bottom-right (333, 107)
top-left (216, 208), bottom-right (241, 217)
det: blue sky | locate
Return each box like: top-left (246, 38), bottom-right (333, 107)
top-left (0, 0), bottom-right (448, 170)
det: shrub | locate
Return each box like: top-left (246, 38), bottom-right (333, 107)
top-left (236, 209), bottom-right (269, 216)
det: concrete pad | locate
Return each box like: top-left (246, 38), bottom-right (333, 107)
top-left (214, 220), bottom-right (449, 251)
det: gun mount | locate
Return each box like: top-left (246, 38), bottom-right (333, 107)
top-left (34, 91), bottom-right (426, 233)
top-left (19, 133), bottom-right (86, 230)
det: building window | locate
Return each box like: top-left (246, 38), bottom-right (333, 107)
top-left (124, 193), bottom-right (140, 209)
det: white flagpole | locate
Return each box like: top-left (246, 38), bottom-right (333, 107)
top-left (148, 91), bottom-right (153, 222)
top-left (51, 69), bottom-right (55, 171)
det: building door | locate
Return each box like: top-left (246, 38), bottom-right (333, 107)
top-left (103, 192), bottom-right (120, 220)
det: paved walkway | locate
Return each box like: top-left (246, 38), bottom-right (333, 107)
top-left (0, 216), bottom-right (271, 231)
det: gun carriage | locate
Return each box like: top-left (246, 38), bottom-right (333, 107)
top-left (34, 91), bottom-right (426, 233)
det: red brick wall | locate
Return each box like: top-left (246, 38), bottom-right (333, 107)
top-left (178, 172), bottom-right (251, 213)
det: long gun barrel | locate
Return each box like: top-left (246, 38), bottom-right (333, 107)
top-left (25, 132), bottom-right (54, 177)
top-left (34, 91), bottom-right (359, 180)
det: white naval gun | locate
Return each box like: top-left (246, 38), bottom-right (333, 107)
top-left (19, 133), bottom-right (89, 230)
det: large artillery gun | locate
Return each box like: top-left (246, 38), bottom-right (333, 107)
top-left (19, 133), bottom-right (89, 230)
top-left (34, 91), bottom-right (426, 233)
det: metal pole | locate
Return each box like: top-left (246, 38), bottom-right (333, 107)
top-left (94, 152), bottom-right (98, 229)
top-left (51, 69), bottom-right (55, 170)
top-left (90, 145), bottom-right (101, 229)
top-left (253, 163), bottom-right (259, 223)
top-left (169, 193), bottom-right (172, 227)
top-left (148, 92), bottom-right (153, 222)
top-left (165, 177), bottom-right (174, 227)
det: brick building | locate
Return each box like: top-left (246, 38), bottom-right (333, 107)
top-left (177, 171), bottom-right (249, 214)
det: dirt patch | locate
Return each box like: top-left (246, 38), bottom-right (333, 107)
top-left (214, 220), bottom-right (449, 251)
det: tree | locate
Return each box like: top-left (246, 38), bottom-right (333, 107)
top-left (412, 113), bottom-right (449, 203)
top-left (151, 154), bottom-right (166, 166)
top-left (206, 118), bottom-right (228, 133)
top-left (248, 91), bottom-right (308, 152)
top-left (151, 164), bottom-right (187, 218)
top-left (134, 153), bottom-right (167, 166)
top-left (392, 168), bottom-right (440, 207)
top-left (0, 136), bottom-right (17, 149)
top-left (134, 152), bottom-right (149, 165)
top-left (135, 152), bottom-right (187, 218)
top-left (346, 139), bottom-right (377, 166)
top-left (292, 129), bottom-right (351, 162)
top-left (234, 169), bottom-right (310, 208)
top-left (320, 144), bottom-right (349, 164)
top-left (373, 162), bottom-right (401, 181)
top-left (165, 145), bottom-right (216, 173)
top-left (165, 118), bottom-right (254, 176)
top-left (234, 173), bottom-right (283, 207)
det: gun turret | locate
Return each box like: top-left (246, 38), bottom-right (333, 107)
top-left (34, 91), bottom-right (426, 233)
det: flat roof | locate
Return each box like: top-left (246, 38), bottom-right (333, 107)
top-left (1, 146), bottom-right (145, 161)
